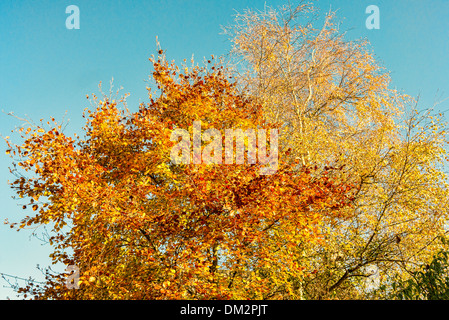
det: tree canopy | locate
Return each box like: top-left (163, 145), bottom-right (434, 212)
top-left (4, 3), bottom-right (449, 300)
top-left (224, 3), bottom-right (449, 299)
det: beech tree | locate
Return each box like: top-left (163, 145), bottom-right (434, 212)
top-left (5, 52), bottom-right (356, 299)
top-left (5, 2), bottom-right (448, 300)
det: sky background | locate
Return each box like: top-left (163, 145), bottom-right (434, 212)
top-left (0, 0), bottom-right (448, 299)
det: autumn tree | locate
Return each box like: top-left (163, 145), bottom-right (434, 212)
top-left (4, 51), bottom-right (356, 299)
top-left (378, 236), bottom-right (449, 300)
top-left (224, 2), bottom-right (449, 299)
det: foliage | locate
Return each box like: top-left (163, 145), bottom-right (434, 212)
top-left (224, 1), bottom-right (449, 299)
top-left (4, 1), bottom-right (449, 300)
top-left (382, 237), bottom-right (449, 300)
top-left (4, 52), bottom-right (356, 299)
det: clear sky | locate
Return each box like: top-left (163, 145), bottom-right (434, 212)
top-left (1, 0), bottom-right (448, 299)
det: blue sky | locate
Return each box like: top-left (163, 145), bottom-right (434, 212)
top-left (1, 0), bottom-right (448, 299)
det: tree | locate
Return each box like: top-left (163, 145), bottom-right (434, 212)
top-left (379, 237), bottom-right (449, 300)
top-left (5, 52), bottom-right (356, 299)
top-left (224, 2), bottom-right (449, 299)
